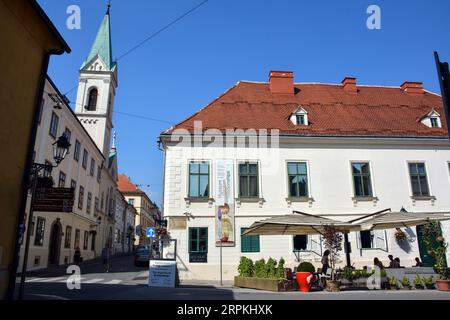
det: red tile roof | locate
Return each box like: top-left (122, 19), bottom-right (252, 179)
top-left (162, 80), bottom-right (448, 138)
top-left (118, 174), bottom-right (144, 194)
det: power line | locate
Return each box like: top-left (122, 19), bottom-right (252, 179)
top-left (115, 0), bottom-right (210, 62)
top-left (62, 0), bottom-right (210, 96)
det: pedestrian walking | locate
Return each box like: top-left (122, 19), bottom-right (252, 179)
top-left (102, 245), bottom-right (111, 272)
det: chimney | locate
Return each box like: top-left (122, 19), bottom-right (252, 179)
top-left (400, 81), bottom-right (424, 95)
top-left (341, 77), bottom-right (357, 94)
top-left (269, 71), bottom-right (294, 95)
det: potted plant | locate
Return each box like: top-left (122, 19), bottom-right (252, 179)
top-left (388, 277), bottom-right (399, 290)
top-left (413, 274), bottom-right (424, 290)
top-left (296, 261), bottom-right (315, 292)
top-left (322, 225), bottom-right (343, 292)
top-left (394, 228), bottom-right (407, 242)
top-left (423, 276), bottom-right (435, 290)
top-left (423, 221), bottom-right (450, 291)
top-left (401, 276), bottom-right (411, 290)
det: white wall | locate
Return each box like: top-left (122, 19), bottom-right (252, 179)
top-left (163, 138), bottom-right (450, 280)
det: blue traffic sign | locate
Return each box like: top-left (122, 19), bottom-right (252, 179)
top-left (146, 227), bottom-right (155, 238)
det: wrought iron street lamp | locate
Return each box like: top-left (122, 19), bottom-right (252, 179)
top-left (18, 134), bottom-right (70, 300)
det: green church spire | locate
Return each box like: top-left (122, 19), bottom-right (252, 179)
top-left (81, 3), bottom-right (115, 71)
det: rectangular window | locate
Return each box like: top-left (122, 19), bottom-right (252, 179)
top-left (91, 233), bottom-right (96, 251)
top-left (49, 112), bottom-right (59, 138)
top-left (97, 166), bottom-right (102, 182)
top-left (90, 158), bottom-right (95, 176)
top-left (128, 198), bottom-right (135, 206)
top-left (94, 197), bottom-right (99, 215)
top-left (83, 231), bottom-right (89, 250)
top-left (87, 192), bottom-right (92, 214)
top-left (287, 162), bottom-right (309, 197)
top-left (239, 162), bottom-right (259, 198)
top-left (38, 99), bottom-right (44, 125)
top-left (296, 114), bottom-right (305, 125)
top-left (74, 229), bottom-right (80, 249)
top-left (70, 179), bottom-right (76, 190)
top-left (82, 149), bottom-right (88, 169)
top-left (188, 227), bottom-right (208, 253)
top-left (359, 230), bottom-right (374, 249)
top-left (352, 162), bottom-right (373, 197)
top-left (78, 186), bottom-right (84, 210)
top-left (74, 140), bottom-right (81, 161)
top-left (241, 228), bottom-right (260, 253)
top-left (431, 118), bottom-right (439, 128)
top-left (63, 127), bottom-right (72, 143)
top-left (64, 226), bottom-right (72, 248)
top-left (34, 218), bottom-right (45, 246)
top-left (58, 171), bottom-right (66, 188)
top-left (293, 235), bottom-right (308, 251)
top-left (188, 161), bottom-right (210, 198)
top-left (409, 163), bottom-right (430, 197)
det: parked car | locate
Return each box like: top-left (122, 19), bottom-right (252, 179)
top-left (134, 245), bottom-right (150, 267)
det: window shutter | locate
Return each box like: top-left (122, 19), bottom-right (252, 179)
top-left (307, 235), bottom-right (322, 254)
top-left (253, 235), bottom-right (260, 252)
top-left (374, 229), bottom-right (387, 251)
top-left (356, 232), bottom-right (361, 249)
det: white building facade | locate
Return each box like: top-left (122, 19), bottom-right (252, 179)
top-left (160, 71), bottom-right (450, 281)
top-left (19, 77), bottom-right (106, 271)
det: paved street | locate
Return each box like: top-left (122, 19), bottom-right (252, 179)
top-left (15, 255), bottom-right (450, 300)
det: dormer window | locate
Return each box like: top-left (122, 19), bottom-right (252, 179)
top-left (430, 117), bottom-right (439, 128)
top-left (290, 107), bottom-right (309, 126)
top-left (420, 109), bottom-right (441, 128)
top-left (296, 114), bottom-right (306, 125)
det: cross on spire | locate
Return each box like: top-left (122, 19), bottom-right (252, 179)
top-left (106, 0), bottom-right (111, 15)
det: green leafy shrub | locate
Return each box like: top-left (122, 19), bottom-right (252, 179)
top-left (423, 276), bottom-right (434, 286)
top-left (389, 276), bottom-right (398, 288)
top-left (265, 258), bottom-right (278, 279)
top-left (297, 261), bottom-right (315, 273)
top-left (401, 276), bottom-right (410, 287)
top-left (238, 256), bottom-right (254, 277)
top-left (255, 259), bottom-right (267, 278)
top-left (342, 267), bottom-right (354, 280)
top-left (277, 258), bottom-right (285, 279)
top-left (414, 274), bottom-right (424, 286)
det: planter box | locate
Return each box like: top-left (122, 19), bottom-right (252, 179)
top-left (234, 276), bottom-right (286, 292)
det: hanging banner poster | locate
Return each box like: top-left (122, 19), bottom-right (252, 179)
top-left (215, 160), bottom-right (235, 247)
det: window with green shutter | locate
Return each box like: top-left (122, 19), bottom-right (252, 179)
top-left (241, 228), bottom-right (260, 253)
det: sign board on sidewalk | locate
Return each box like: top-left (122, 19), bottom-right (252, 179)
top-left (148, 260), bottom-right (176, 288)
top-left (146, 227), bottom-right (155, 238)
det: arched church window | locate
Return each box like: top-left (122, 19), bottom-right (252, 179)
top-left (87, 88), bottom-right (98, 111)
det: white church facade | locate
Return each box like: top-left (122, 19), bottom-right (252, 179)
top-left (160, 71), bottom-right (450, 281)
top-left (18, 6), bottom-right (131, 271)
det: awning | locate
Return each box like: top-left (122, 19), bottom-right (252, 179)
top-left (242, 211), bottom-right (360, 236)
top-left (349, 211), bottom-right (450, 231)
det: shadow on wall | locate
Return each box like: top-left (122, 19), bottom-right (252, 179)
top-left (398, 228), bottom-right (417, 254)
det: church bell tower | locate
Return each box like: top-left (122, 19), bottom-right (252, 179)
top-left (75, 3), bottom-right (118, 157)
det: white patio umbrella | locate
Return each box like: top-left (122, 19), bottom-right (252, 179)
top-left (242, 211), bottom-right (360, 236)
top-left (348, 210), bottom-right (450, 230)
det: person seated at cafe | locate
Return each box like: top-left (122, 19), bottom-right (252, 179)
top-left (414, 257), bottom-right (423, 267)
top-left (373, 257), bottom-right (384, 269)
top-left (388, 255), bottom-right (399, 268)
top-left (395, 257), bottom-right (403, 268)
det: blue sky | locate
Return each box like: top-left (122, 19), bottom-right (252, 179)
top-left (38, 0), bottom-right (450, 207)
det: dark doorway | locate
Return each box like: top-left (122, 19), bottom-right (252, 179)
top-left (293, 235), bottom-right (308, 251)
top-left (48, 219), bottom-right (62, 265)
